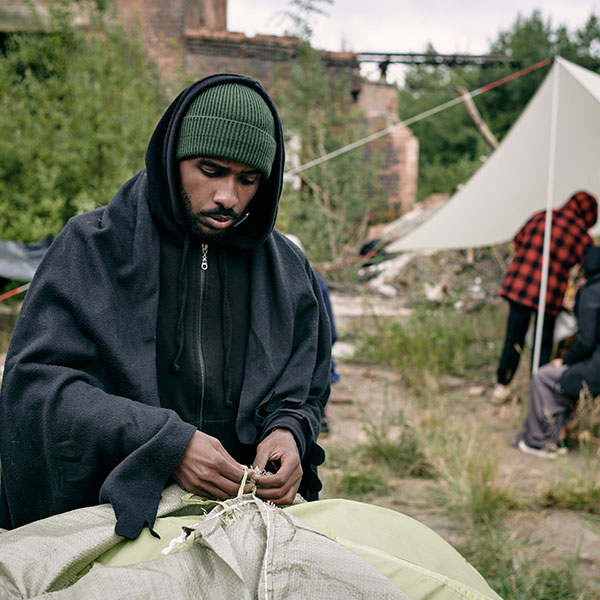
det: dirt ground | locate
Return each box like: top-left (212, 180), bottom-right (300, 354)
top-left (319, 357), bottom-right (600, 593)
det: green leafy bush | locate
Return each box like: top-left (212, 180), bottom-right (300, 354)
top-left (361, 405), bottom-right (433, 478)
top-left (0, 1), bottom-right (166, 242)
top-left (273, 42), bottom-right (387, 268)
top-left (329, 467), bottom-right (389, 498)
top-left (353, 303), bottom-right (504, 396)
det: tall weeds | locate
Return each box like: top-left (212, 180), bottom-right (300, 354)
top-left (538, 440), bottom-right (600, 514)
top-left (353, 303), bottom-right (504, 397)
top-left (336, 299), bottom-right (600, 597)
top-left (459, 529), bottom-right (592, 600)
top-left (360, 391), bottom-right (433, 478)
top-left (537, 386), bottom-right (600, 514)
top-left (417, 392), bottom-right (517, 529)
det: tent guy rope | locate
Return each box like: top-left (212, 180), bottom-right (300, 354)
top-left (283, 58), bottom-right (552, 179)
top-left (0, 59), bottom-right (553, 298)
top-left (0, 282), bottom-right (30, 303)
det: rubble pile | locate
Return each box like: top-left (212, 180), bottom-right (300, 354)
top-left (359, 246), bottom-right (510, 313)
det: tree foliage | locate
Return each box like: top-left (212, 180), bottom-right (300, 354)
top-left (0, 0), bottom-right (166, 241)
top-left (398, 10), bottom-right (600, 203)
top-left (275, 0), bottom-right (333, 42)
top-left (273, 41), bottom-right (386, 269)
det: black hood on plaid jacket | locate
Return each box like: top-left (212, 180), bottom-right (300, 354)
top-left (0, 74), bottom-right (331, 539)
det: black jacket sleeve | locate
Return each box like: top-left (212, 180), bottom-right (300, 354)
top-left (563, 286), bottom-right (600, 365)
top-left (240, 234), bottom-right (331, 498)
top-left (0, 179), bottom-right (196, 539)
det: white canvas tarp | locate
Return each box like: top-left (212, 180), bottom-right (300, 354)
top-left (387, 57), bottom-right (600, 252)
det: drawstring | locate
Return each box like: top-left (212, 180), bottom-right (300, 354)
top-left (171, 235), bottom-right (190, 372)
top-left (233, 211), bottom-right (250, 229)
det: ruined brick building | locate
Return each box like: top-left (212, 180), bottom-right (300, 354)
top-left (0, 0), bottom-right (418, 215)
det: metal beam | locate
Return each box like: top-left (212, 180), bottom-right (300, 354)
top-left (358, 52), bottom-right (515, 81)
top-left (357, 52), bottom-right (512, 66)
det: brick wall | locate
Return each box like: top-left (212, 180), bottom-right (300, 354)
top-left (359, 81), bottom-right (419, 212)
top-left (0, 0), bottom-right (418, 214)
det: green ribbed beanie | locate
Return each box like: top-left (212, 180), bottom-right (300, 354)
top-left (176, 83), bottom-right (277, 178)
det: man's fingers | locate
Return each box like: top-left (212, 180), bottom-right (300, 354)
top-left (184, 473), bottom-right (255, 499)
top-left (254, 481), bottom-right (299, 505)
top-left (251, 447), bottom-right (269, 472)
top-left (172, 431), bottom-right (258, 499)
top-left (254, 462), bottom-right (292, 488)
top-left (183, 431), bottom-right (248, 484)
top-left (209, 440), bottom-right (250, 481)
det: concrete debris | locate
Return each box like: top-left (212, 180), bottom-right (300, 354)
top-left (468, 386), bottom-right (486, 396)
top-left (329, 291), bottom-right (411, 330)
top-left (379, 194), bottom-right (448, 246)
top-left (360, 253), bottom-right (415, 297)
top-left (332, 341), bottom-right (355, 360)
top-left (424, 281), bottom-right (445, 302)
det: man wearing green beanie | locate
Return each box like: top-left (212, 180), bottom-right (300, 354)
top-left (0, 74), bottom-right (331, 540)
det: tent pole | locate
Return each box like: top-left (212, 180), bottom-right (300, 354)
top-left (532, 59), bottom-right (560, 374)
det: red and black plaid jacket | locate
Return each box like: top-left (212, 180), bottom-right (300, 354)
top-left (500, 191), bottom-right (597, 316)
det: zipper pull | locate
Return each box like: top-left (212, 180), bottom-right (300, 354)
top-left (201, 244), bottom-right (208, 271)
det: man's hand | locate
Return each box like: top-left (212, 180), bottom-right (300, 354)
top-left (252, 429), bottom-right (303, 505)
top-left (172, 431), bottom-right (254, 499)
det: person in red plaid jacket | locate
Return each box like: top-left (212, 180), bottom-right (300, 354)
top-left (492, 191), bottom-right (597, 404)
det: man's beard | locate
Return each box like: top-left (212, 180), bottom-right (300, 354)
top-left (180, 187), bottom-right (238, 242)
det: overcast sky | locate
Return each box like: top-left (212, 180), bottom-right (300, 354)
top-left (228, 1), bottom-right (599, 80)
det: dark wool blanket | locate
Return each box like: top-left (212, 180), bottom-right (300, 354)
top-left (0, 74), bottom-right (330, 539)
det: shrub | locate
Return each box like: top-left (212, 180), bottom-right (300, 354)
top-left (461, 527), bottom-right (592, 600)
top-left (329, 467), bottom-right (389, 498)
top-left (0, 0), bottom-right (166, 242)
top-left (361, 403), bottom-right (433, 478)
top-left (353, 303), bottom-right (504, 397)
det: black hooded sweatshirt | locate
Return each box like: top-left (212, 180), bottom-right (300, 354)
top-left (0, 74), bottom-right (331, 539)
top-left (557, 246), bottom-right (600, 398)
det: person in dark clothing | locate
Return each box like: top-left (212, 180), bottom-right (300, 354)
top-left (284, 234), bottom-right (339, 436)
top-left (492, 191), bottom-right (597, 404)
top-left (314, 272), bottom-right (339, 435)
top-left (315, 272), bottom-right (340, 385)
top-left (0, 75), bottom-right (331, 540)
top-left (284, 233), bottom-right (340, 385)
top-left (516, 245), bottom-right (600, 458)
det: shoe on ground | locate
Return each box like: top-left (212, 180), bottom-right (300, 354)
top-left (491, 383), bottom-right (511, 405)
top-left (557, 439), bottom-right (569, 455)
top-left (517, 439), bottom-right (558, 460)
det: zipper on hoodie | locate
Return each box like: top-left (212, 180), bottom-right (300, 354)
top-left (196, 243), bottom-right (208, 427)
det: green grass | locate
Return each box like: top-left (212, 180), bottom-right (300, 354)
top-left (537, 441), bottom-right (600, 514)
top-left (351, 303), bottom-right (504, 397)
top-left (335, 293), bottom-right (600, 596)
top-left (321, 403), bottom-right (431, 499)
top-left (572, 384), bottom-right (600, 441)
top-left (321, 375), bottom-right (599, 598)
top-left (0, 310), bottom-right (18, 354)
top-left (539, 485), bottom-right (600, 514)
top-left (424, 417), bottom-right (518, 528)
top-left (327, 466), bottom-right (390, 498)
top-left (460, 526), bottom-right (593, 600)
top-left (360, 400), bottom-right (434, 479)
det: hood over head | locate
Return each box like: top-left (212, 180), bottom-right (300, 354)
top-left (145, 74), bottom-right (285, 248)
top-left (561, 191), bottom-right (598, 230)
top-left (583, 245), bottom-right (600, 279)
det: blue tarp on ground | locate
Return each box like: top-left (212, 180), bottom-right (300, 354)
top-left (0, 237), bottom-right (53, 283)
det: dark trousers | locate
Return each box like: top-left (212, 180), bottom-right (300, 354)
top-left (497, 300), bottom-right (556, 385)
